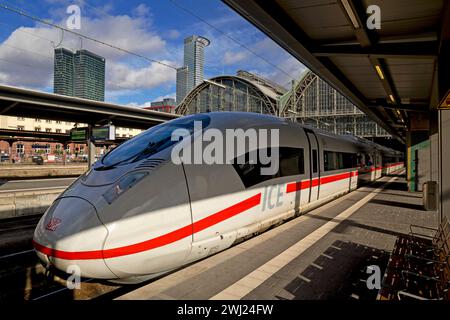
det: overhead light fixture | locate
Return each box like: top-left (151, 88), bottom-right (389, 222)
top-left (389, 95), bottom-right (395, 103)
top-left (375, 65), bottom-right (384, 80)
top-left (341, 0), bottom-right (360, 29)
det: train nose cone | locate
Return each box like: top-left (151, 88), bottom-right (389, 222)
top-left (33, 197), bottom-right (116, 279)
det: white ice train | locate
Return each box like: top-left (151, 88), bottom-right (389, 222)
top-left (33, 112), bottom-right (403, 283)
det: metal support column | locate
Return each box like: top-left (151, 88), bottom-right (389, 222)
top-left (62, 142), bottom-right (67, 166)
top-left (87, 125), bottom-right (96, 169)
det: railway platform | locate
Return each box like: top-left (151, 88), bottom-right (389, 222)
top-left (117, 171), bottom-right (438, 300)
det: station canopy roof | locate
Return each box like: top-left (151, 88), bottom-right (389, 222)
top-left (223, 0), bottom-right (450, 142)
top-left (0, 84), bottom-right (179, 130)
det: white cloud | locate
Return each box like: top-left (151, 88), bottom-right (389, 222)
top-left (0, 7), bottom-right (170, 92)
top-left (269, 57), bottom-right (308, 87)
top-left (166, 29), bottom-right (181, 40)
top-left (105, 88), bottom-right (141, 103)
top-left (0, 4), bottom-right (308, 103)
top-left (153, 92), bottom-right (176, 102)
top-left (0, 72), bottom-right (8, 83)
top-left (0, 27), bottom-right (55, 88)
top-left (133, 3), bottom-right (151, 17)
top-left (195, 19), bottom-right (307, 86)
top-left (126, 101), bottom-right (151, 108)
top-left (107, 60), bottom-right (176, 90)
top-left (78, 15), bottom-right (165, 58)
top-left (223, 51), bottom-right (248, 65)
top-left (126, 92), bottom-right (176, 109)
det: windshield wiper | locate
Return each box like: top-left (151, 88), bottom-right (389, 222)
top-left (132, 139), bottom-right (171, 162)
top-left (97, 135), bottom-right (176, 171)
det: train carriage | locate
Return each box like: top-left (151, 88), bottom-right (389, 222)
top-left (33, 112), bottom-right (404, 283)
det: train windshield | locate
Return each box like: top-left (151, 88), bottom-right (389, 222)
top-left (100, 114), bottom-right (211, 168)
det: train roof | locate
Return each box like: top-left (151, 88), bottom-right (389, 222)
top-left (177, 112), bottom-right (403, 156)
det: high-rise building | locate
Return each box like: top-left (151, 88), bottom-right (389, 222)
top-left (54, 48), bottom-right (74, 96)
top-left (74, 50), bottom-right (105, 101)
top-left (53, 48), bottom-right (105, 101)
top-left (176, 35), bottom-right (209, 103)
top-left (184, 35), bottom-right (210, 90)
top-left (176, 66), bottom-right (188, 104)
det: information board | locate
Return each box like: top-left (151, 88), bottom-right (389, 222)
top-left (92, 125), bottom-right (116, 141)
top-left (70, 128), bottom-right (87, 141)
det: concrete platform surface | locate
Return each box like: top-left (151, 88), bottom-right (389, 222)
top-left (0, 165), bottom-right (86, 179)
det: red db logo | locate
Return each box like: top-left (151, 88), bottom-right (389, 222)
top-left (46, 218), bottom-right (62, 231)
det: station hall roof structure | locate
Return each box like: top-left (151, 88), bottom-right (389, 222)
top-left (176, 71), bottom-right (287, 115)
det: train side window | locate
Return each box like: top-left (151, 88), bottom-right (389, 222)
top-left (279, 147), bottom-right (305, 176)
top-left (357, 154), bottom-right (364, 167)
top-left (312, 149), bottom-right (318, 173)
top-left (337, 153), bottom-right (344, 169)
top-left (324, 151), bottom-right (357, 171)
top-left (232, 147), bottom-right (305, 188)
top-left (232, 151), bottom-right (273, 188)
top-left (324, 151), bottom-right (336, 171)
top-left (342, 152), bottom-right (357, 169)
top-left (366, 154), bottom-right (373, 166)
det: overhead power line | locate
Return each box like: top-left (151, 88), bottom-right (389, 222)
top-left (0, 56), bottom-right (50, 70)
top-left (0, 21), bottom-right (55, 43)
top-left (0, 2), bottom-right (178, 70)
top-left (168, 0), bottom-right (299, 82)
top-left (1, 42), bottom-right (54, 61)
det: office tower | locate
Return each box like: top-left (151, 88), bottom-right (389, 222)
top-left (176, 66), bottom-right (188, 104)
top-left (74, 50), bottom-right (105, 101)
top-left (176, 35), bottom-right (210, 103)
top-left (53, 48), bottom-right (105, 101)
top-left (184, 35), bottom-right (210, 90)
top-left (54, 48), bottom-right (74, 96)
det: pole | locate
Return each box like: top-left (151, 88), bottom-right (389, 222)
top-left (88, 125), bottom-right (96, 169)
top-left (62, 143), bottom-right (67, 166)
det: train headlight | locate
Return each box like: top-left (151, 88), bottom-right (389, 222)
top-left (102, 171), bottom-right (149, 204)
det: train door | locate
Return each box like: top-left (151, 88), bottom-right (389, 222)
top-left (303, 128), bottom-right (320, 202)
top-left (182, 162), bottom-right (257, 262)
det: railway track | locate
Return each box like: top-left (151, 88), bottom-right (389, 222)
top-left (0, 214), bottom-right (251, 301)
top-left (0, 215), bottom-right (138, 301)
top-left (0, 243), bottom-right (128, 301)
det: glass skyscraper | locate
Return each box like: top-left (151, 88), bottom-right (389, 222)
top-left (54, 48), bottom-right (74, 97)
top-left (53, 48), bottom-right (105, 101)
top-left (74, 50), bottom-right (105, 101)
top-left (176, 35), bottom-right (210, 103)
top-left (176, 66), bottom-right (188, 104)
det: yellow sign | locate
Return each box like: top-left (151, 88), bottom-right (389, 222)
top-left (438, 90), bottom-right (450, 109)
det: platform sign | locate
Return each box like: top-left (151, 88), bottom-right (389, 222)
top-left (92, 125), bottom-right (116, 141)
top-left (70, 127), bottom-right (87, 141)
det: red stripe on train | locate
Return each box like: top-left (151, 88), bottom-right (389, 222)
top-left (33, 194), bottom-right (262, 260)
top-left (33, 165), bottom-right (401, 260)
top-left (286, 170), bottom-right (358, 193)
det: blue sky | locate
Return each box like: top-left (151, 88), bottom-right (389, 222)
top-left (0, 0), bottom-right (306, 107)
